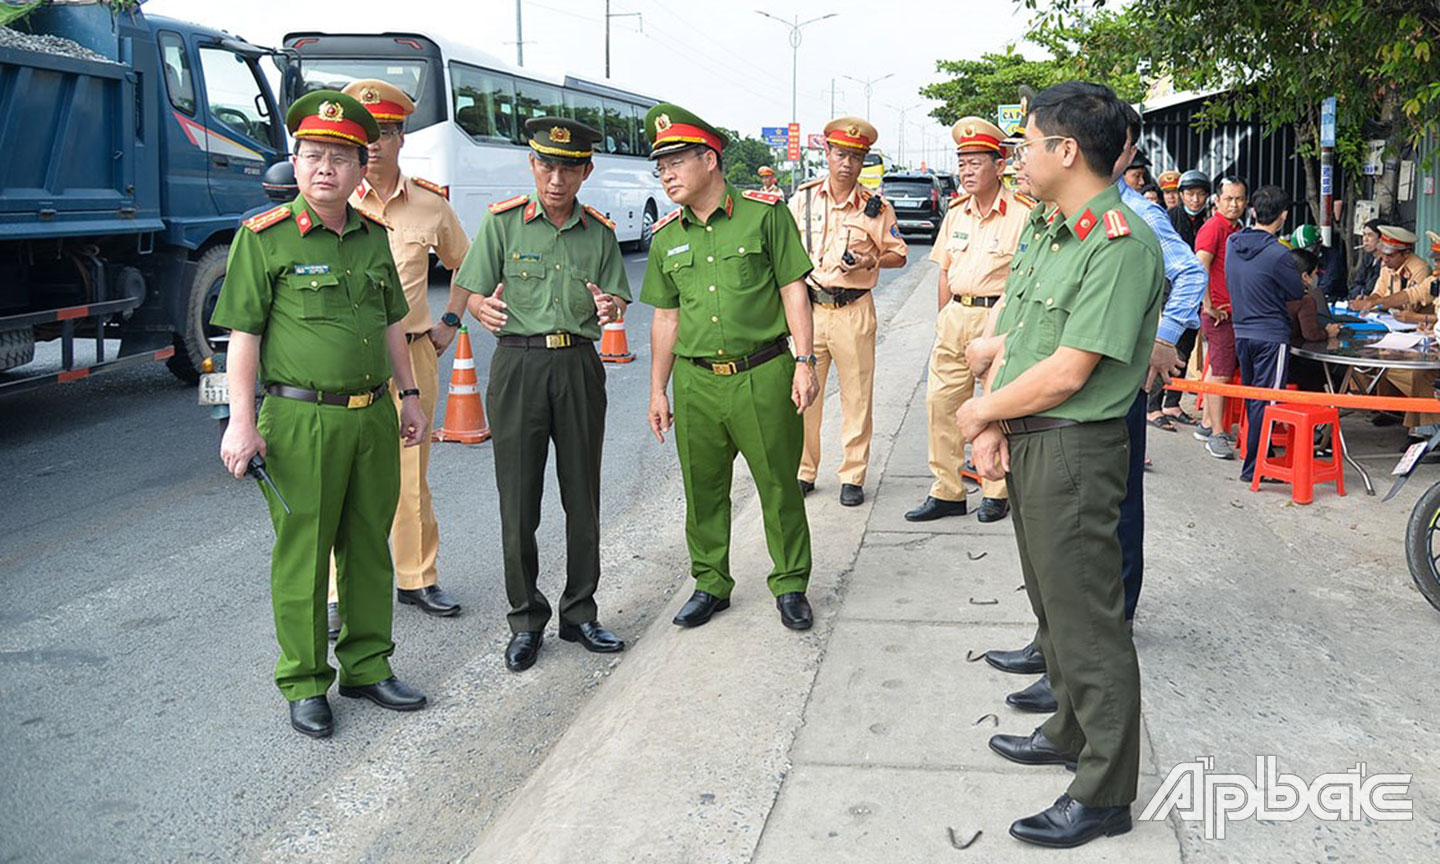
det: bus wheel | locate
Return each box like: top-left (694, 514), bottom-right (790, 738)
top-left (167, 244), bottom-right (230, 384)
top-left (637, 201), bottom-right (657, 253)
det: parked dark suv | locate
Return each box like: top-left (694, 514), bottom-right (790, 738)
top-left (881, 173), bottom-right (948, 242)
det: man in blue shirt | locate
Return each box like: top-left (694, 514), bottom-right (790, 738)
top-left (1227, 185), bottom-right (1303, 482)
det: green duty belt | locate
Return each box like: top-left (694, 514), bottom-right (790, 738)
top-left (264, 382), bottom-right (389, 409)
top-left (496, 333), bottom-right (593, 349)
top-left (808, 286), bottom-right (869, 307)
top-left (999, 415), bottom-right (1080, 435)
top-left (953, 294), bottom-right (1001, 308)
top-left (690, 337), bottom-right (789, 376)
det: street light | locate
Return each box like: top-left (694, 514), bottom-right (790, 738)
top-left (756, 9), bottom-right (838, 192)
top-left (841, 73), bottom-right (894, 119)
top-left (888, 101), bottom-right (922, 167)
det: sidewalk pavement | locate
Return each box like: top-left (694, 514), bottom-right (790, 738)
top-left (466, 257), bottom-right (1439, 862)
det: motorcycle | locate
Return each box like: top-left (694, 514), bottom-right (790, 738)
top-left (1388, 425), bottom-right (1440, 612)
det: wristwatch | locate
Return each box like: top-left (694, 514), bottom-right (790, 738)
top-left (440, 311), bottom-right (461, 328)
top-left (794, 354), bottom-right (818, 367)
top-left (398, 388), bottom-right (421, 399)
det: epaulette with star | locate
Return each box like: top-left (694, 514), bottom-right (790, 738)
top-left (412, 176), bottom-right (450, 199)
top-left (1102, 208), bottom-right (1131, 239)
top-left (242, 205), bottom-right (291, 233)
top-left (488, 194), bottom-right (529, 215)
top-left (583, 204), bottom-right (616, 231)
top-left (652, 208), bottom-right (683, 233)
top-left (741, 189), bottom-right (783, 205)
top-left (1014, 192), bottom-right (1038, 209)
top-left (360, 209), bottom-right (391, 229)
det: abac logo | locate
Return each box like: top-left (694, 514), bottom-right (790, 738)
top-left (1139, 756), bottom-right (1411, 840)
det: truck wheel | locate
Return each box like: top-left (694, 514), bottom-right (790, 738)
top-left (0, 326), bottom-right (36, 372)
top-left (167, 244), bottom-right (230, 384)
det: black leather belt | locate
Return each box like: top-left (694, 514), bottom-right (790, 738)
top-left (405, 330), bottom-right (429, 343)
top-left (264, 382), bottom-right (388, 408)
top-left (497, 333), bottom-right (592, 349)
top-left (999, 416), bottom-right (1080, 435)
top-left (809, 286), bottom-right (869, 307)
top-left (953, 294), bottom-right (1000, 308)
top-left (690, 337), bottom-right (789, 376)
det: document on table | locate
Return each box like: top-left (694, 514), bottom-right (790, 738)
top-left (1371, 332), bottom-right (1427, 350)
top-left (1376, 313), bottom-right (1419, 331)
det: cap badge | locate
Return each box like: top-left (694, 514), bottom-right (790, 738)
top-left (359, 87), bottom-right (380, 105)
top-left (846, 124), bottom-right (859, 137)
top-left (318, 101), bottom-right (344, 122)
top-left (962, 123), bottom-right (976, 138)
top-left (550, 125), bottom-right (572, 144)
top-left (655, 113), bottom-right (672, 133)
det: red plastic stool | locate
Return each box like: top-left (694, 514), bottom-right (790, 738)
top-left (1219, 373), bottom-right (1245, 437)
top-left (1236, 384), bottom-right (1300, 459)
top-left (1251, 403), bottom-right (1345, 504)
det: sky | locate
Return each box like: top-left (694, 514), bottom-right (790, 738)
top-left (143, 0), bottom-right (1038, 168)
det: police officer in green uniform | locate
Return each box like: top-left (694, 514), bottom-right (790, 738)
top-left (456, 117), bottom-right (631, 672)
top-left (639, 104), bottom-right (820, 631)
top-left (957, 82), bottom-right (1163, 848)
top-left (214, 90), bottom-right (430, 739)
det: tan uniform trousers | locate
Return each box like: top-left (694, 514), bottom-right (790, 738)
top-left (328, 335), bottom-right (442, 602)
top-left (926, 301), bottom-right (1007, 501)
top-left (800, 293), bottom-right (878, 486)
top-left (1383, 369), bottom-right (1440, 428)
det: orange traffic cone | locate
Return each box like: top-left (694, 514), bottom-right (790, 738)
top-left (599, 316), bottom-right (635, 363)
top-left (433, 326), bottom-right (491, 444)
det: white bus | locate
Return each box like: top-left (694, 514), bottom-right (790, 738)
top-left (281, 31), bottom-right (667, 248)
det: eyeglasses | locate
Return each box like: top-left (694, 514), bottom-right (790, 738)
top-left (376, 126), bottom-right (403, 139)
top-left (1011, 134), bottom-right (1072, 161)
top-left (297, 151), bottom-right (359, 169)
top-left (652, 153), bottom-right (698, 178)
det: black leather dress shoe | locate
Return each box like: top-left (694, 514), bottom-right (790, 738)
top-left (975, 496), bottom-right (1010, 523)
top-left (338, 676), bottom-right (427, 711)
top-left (776, 592), bottom-right (813, 630)
top-left (985, 641), bottom-right (1046, 675)
top-left (1010, 794), bottom-right (1132, 848)
top-left (673, 590), bottom-right (730, 628)
top-left (327, 602), bottom-right (341, 642)
top-left (839, 483), bottom-right (864, 506)
top-left (289, 696), bottom-right (333, 738)
top-left (1006, 674), bottom-right (1057, 713)
top-left (505, 631), bottom-right (543, 671)
top-left (559, 620), bottom-right (625, 653)
top-left (397, 584), bottom-right (461, 617)
top-left (903, 495), bottom-right (967, 521)
top-left (988, 728), bottom-right (1079, 769)
top-left (798, 479), bottom-right (815, 496)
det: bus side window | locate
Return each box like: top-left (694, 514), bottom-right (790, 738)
top-left (452, 63), bottom-right (515, 143)
top-left (516, 80), bottom-right (567, 131)
top-left (565, 92), bottom-right (604, 151)
top-left (603, 99), bottom-right (633, 155)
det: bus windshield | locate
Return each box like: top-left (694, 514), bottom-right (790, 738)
top-left (292, 58), bottom-right (442, 130)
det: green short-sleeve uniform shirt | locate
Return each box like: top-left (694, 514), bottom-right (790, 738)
top-left (640, 185), bottom-right (812, 360)
top-left (991, 184), bottom-right (1164, 422)
top-left (209, 195), bottom-right (407, 393)
top-left (453, 196), bottom-right (632, 343)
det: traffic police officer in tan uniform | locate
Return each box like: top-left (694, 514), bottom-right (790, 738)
top-left (906, 117), bottom-right (1034, 523)
top-left (789, 116), bottom-right (907, 505)
top-left (318, 79), bottom-right (471, 637)
top-left (758, 165), bottom-right (786, 201)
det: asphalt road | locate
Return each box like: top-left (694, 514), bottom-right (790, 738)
top-left (0, 247), bottom-right (925, 862)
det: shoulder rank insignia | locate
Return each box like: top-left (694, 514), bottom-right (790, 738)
top-left (1014, 192), bottom-right (1038, 209)
top-left (1074, 208), bottom-right (1099, 241)
top-left (360, 209), bottom-right (391, 229)
top-left (488, 194), bottom-right (529, 214)
top-left (412, 176), bottom-right (449, 199)
top-left (741, 189), bottom-right (783, 205)
top-left (583, 204), bottom-right (616, 231)
top-left (1102, 209), bottom-right (1131, 239)
top-left (653, 208), bottom-right (684, 233)
top-left (796, 177), bottom-right (824, 192)
top-left (954, 191), bottom-right (973, 205)
top-left (242, 204), bottom-right (291, 233)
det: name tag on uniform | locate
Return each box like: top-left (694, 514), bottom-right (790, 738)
top-left (667, 244), bottom-right (690, 257)
top-left (294, 264), bottom-right (330, 275)
top-left (1017, 240), bottom-right (1029, 254)
top-left (953, 230), bottom-right (969, 240)
top-left (513, 252), bottom-right (541, 262)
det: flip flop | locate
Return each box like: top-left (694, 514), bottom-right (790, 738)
top-left (1147, 414), bottom-right (1176, 432)
top-left (1164, 409), bottom-right (1198, 425)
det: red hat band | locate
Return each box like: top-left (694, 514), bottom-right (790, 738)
top-left (296, 114), bottom-right (369, 147)
top-left (826, 130), bottom-right (872, 150)
top-left (655, 121), bottom-right (724, 154)
top-left (363, 99), bottom-right (408, 123)
top-left (956, 133), bottom-right (1002, 154)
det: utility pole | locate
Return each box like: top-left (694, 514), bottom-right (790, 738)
top-left (605, 1), bottom-right (643, 78)
top-left (888, 101), bottom-right (922, 167)
top-left (843, 73), bottom-right (894, 119)
top-left (756, 10), bottom-right (837, 194)
top-left (515, 0), bottom-right (524, 66)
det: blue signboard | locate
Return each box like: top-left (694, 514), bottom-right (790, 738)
top-left (761, 126), bottom-right (789, 148)
top-left (1320, 97), bottom-right (1336, 148)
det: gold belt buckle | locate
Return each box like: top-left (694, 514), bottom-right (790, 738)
top-left (347, 392), bottom-right (372, 409)
top-left (545, 333), bottom-right (572, 349)
top-left (713, 361), bottom-right (738, 376)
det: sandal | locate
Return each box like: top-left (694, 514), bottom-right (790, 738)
top-left (1146, 413), bottom-right (1176, 432)
top-left (1164, 409), bottom-right (1198, 425)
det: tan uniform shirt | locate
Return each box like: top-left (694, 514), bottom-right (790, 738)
top-left (351, 174), bottom-right (471, 333)
top-left (928, 187), bottom-right (1033, 297)
top-left (1402, 272), bottom-right (1438, 312)
top-left (760, 181), bottom-right (788, 202)
top-left (1371, 252), bottom-right (1431, 301)
top-left (788, 179), bottom-right (907, 290)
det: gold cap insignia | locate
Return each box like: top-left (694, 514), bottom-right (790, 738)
top-left (846, 124), bottom-right (859, 137)
top-left (961, 124), bottom-right (976, 138)
top-left (318, 101), bottom-right (344, 122)
top-left (359, 87), bottom-right (380, 104)
top-left (550, 125), bottom-right (572, 144)
top-left (655, 113), bottom-right (672, 133)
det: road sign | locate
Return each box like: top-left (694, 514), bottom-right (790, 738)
top-left (997, 103), bottom-right (1024, 136)
top-left (807, 133), bottom-right (825, 150)
top-left (1320, 97), bottom-right (1336, 148)
top-left (787, 122), bottom-right (800, 161)
top-left (761, 126), bottom-right (789, 148)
